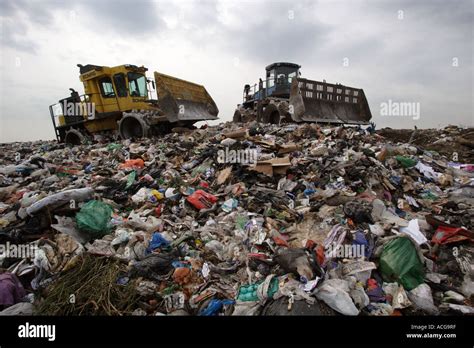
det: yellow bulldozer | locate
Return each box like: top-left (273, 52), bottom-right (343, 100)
top-left (49, 64), bottom-right (219, 144)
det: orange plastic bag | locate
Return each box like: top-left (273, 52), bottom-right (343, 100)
top-left (119, 159), bottom-right (145, 169)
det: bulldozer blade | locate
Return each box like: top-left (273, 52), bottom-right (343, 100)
top-left (289, 78), bottom-right (372, 124)
top-left (154, 72), bottom-right (219, 123)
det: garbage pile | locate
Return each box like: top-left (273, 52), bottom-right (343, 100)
top-left (378, 125), bottom-right (474, 163)
top-left (0, 122), bottom-right (473, 316)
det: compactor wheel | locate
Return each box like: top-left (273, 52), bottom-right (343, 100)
top-left (64, 128), bottom-right (85, 145)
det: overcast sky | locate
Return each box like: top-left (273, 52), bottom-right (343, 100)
top-left (0, 0), bottom-right (472, 142)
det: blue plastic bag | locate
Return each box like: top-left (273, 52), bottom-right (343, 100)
top-left (199, 299), bottom-right (235, 316)
top-left (146, 232), bottom-right (170, 254)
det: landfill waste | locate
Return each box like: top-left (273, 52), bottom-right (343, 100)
top-left (378, 236), bottom-right (425, 290)
top-left (0, 123), bottom-right (472, 316)
top-left (76, 200), bottom-right (113, 239)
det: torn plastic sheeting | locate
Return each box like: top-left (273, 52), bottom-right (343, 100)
top-left (432, 225), bottom-right (474, 245)
top-left (26, 187), bottom-right (94, 216)
top-left (415, 161), bottom-right (439, 181)
top-left (407, 283), bottom-right (439, 315)
top-left (198, 299), bottom-right (235, 316)
top-left (314, 279), bottom-right (359, 316)
top-left (379, 237), bottom-right (425, 291)
top-left (76, 200), bottom-right (113, 239)
top-left (399, 219), bottom-right (428, 245)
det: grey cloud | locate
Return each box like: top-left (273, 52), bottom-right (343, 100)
top-left (77, 0), bottom-right (164, 37)
top-left (0, 0), bottom-right (72, 53)
top-left (217, 1), bottom-right (331, 65)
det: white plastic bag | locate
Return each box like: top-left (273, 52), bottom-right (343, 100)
top-left (314, 279), bottom-right (359, 316)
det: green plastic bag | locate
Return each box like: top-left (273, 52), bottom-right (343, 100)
top-left (395, 156), bottom-right (417, 168)
top-left (76, 200), bottom-right (113, 239)
top-left (379, 237), bottom-right (424, 290)
top-left (125, 171), bottom-right (136, 189)
top-left (107, 143), bottom-right (123, 151)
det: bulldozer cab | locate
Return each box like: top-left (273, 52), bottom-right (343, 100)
top-left (241, 62), bottom-right (300, 105)
top-left (265, 62), bottom-right (300, 98)
top-left (77, 64), bottom-right (154, 115)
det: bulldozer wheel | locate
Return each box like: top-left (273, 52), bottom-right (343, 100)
top-left (262, 104), bottom-right (280, 124)
top-left (65, 129), bottom-right (85, 145)
top-left (119, 114), bottom-right (149, 139)
top-left (233, 109), bottom-right (242, 123)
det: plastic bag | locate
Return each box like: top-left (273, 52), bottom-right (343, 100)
top-left (382, 282), bottom-right (411, 309)
top-left (186, 190), bottom-right (217, 210)
top-left (199, 299), bottom-right (235, 316)
top-left (407, 283), bottom-right (439, 315)
top-left (314, 279), bottom-right (359, 316)
top-left (107, 143), bottom-right (123, 151)
top-left (146, 232), bottom-right (170, 254)
top-left (222, 198), bottom-right (238, 212)
top-left (119, 158), bottom-right (144, 169)
top-left (395, 156), bottom-right (417, 168)
top-left (76, 200), bottom-right (113, 239)
top-left (125, 171), bottom-right (136, 189)
top-left (399, 219), bottom-right (427, 245)
top-left (379, 237), bottom-right (424, 290)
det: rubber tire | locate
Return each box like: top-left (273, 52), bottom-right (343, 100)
top-left (262, 104), bottom-right (281, 124)
top-left (64, 129), bottom-right (84, 145)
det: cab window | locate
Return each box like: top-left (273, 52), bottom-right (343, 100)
top-left (288, 71), bottom-right (297, 83)
top-left (99, 77), bottom-right (116, 98)
top-left (267, 69), bottom-right (275, 88)
top-left (128, 72), bottom-right (147, 97)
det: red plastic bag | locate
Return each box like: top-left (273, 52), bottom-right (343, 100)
top-left (432, 226), bottom-right (470, 245)
top-left (186, 190), bottom-right (217, 210)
